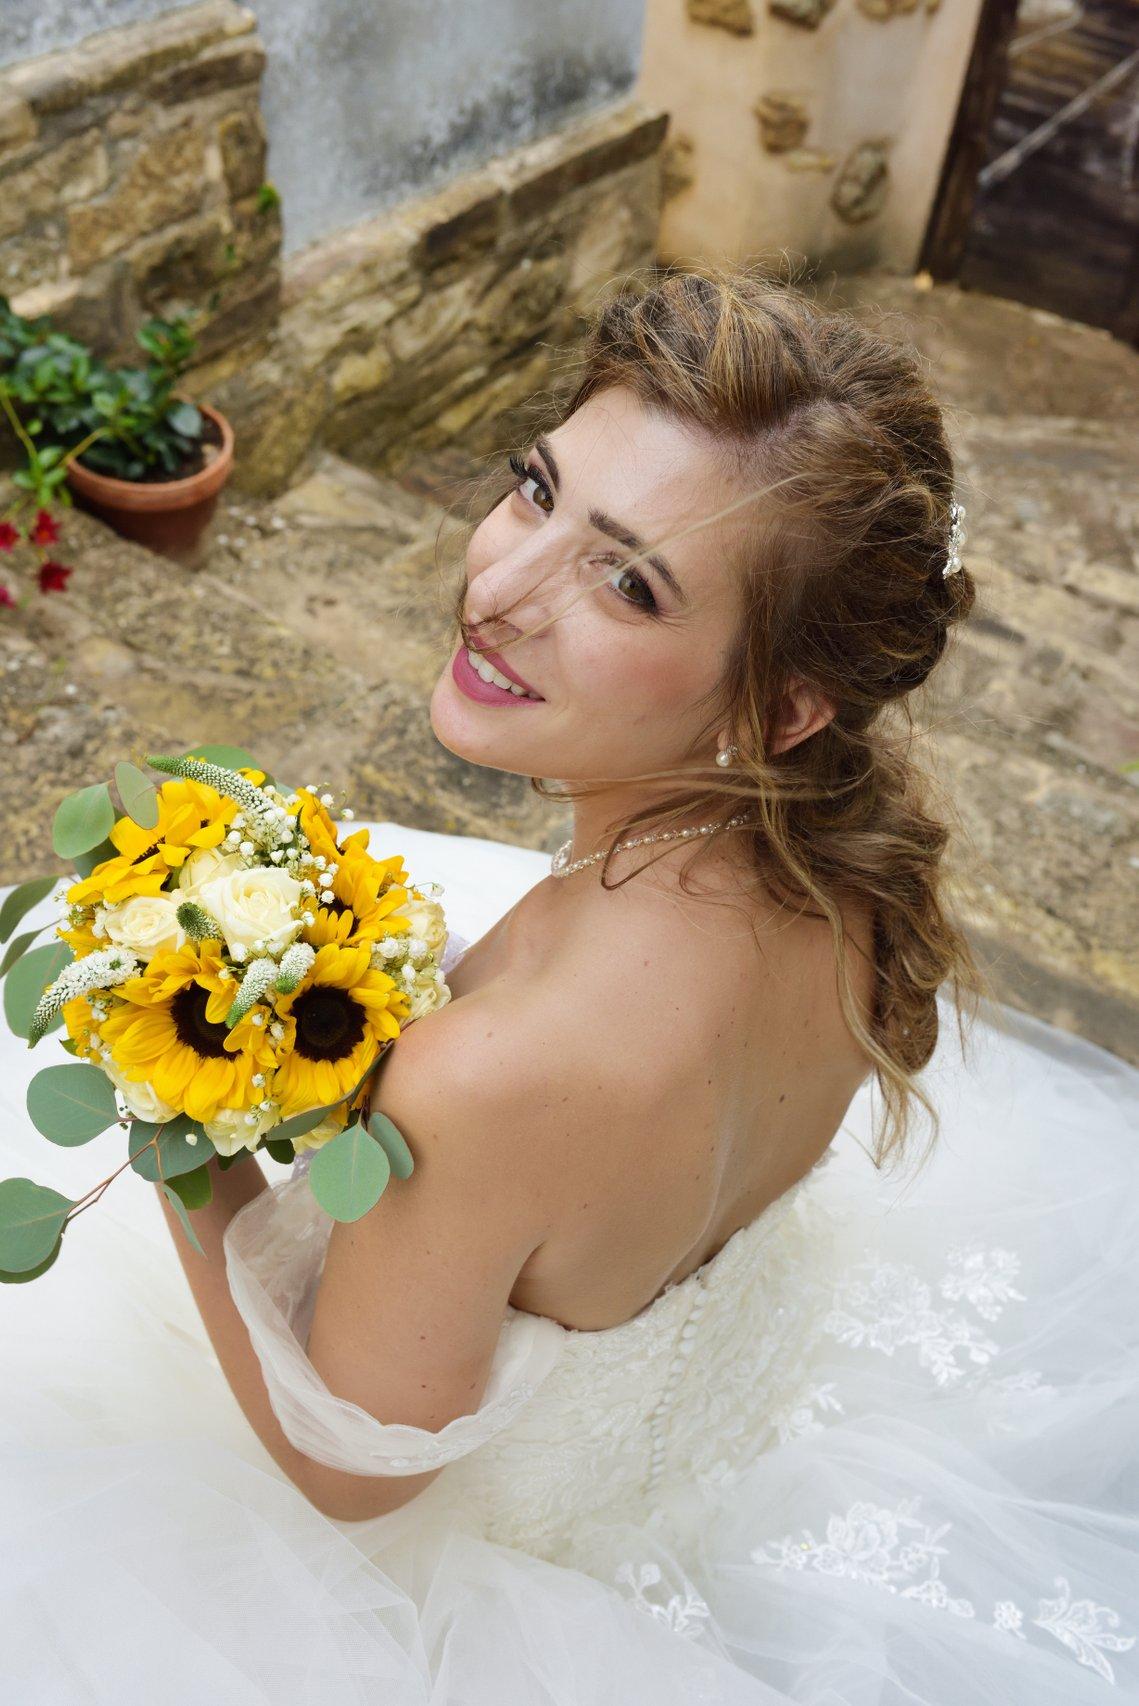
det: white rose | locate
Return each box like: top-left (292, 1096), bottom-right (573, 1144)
top-left (196, 867), bottom-right (303, 958)
top-left (102, 1057), bottom-right (180, 1124)
top-left (292, 1109), bottom-right (348, 1155)
top-left (95, 893), bottom-right (185, 960)
top-left (203, 1104), bottom-right (277, 1158)
top-left (177, 846), bottom-right (245, 902)
top-left (406, 970), bottom-right (451, 1023)
top-left (389, 895), bottom-right (448, 955)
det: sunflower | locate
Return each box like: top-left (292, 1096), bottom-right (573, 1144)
top-left (68, 777), bottom-right (240, 908)
top-left (98, 936), bottom-right (279, 1125)
top-left (303, 843), bottom-right (413, 949)
top-left (270, 941), bottom-right (410, 1118)
top-left (61, 992), bottom-right (103, 1061)
top-left (295, 789), bottom-right (343, 867)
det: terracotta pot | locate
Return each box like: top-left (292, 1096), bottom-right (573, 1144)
top-left (65, 403), bottom-right (234, 564)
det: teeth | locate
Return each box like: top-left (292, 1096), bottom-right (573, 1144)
top-left (466, 647), bottom-right (538, 698)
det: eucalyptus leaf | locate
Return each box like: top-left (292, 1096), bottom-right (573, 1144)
top-left (52, 783), bottom-right (116, 860)
top-left (27, 1062), bottom-right (120, 1145)
top-left (0, 1176), bottom-right (73, 1272)
top-left (0, 875), bottom-right (58, 943)
top-left (367, 1110), bottom-right (415, 1180)
top-left (166, 1163), bottom-right (213, 1211)
top-left (1, 923), bottom-right (47, 980)
top-left (308, 1122), bottom-right (391, 1223)
top-left (262, 1137), bottom-right (296, 1166)
top-left (0, 1238), bottom-right (62, 1283)
top-left (128, 1115), bottom-right (208, 1182)
top-left (5, 940), bottom-right (71, 1040)
top-left (72, 836), bottom-right (119, 880)
top-left (114, 761), bottom-right (159, 830)
top-left (162, 1183), bottom-right (204, 1255)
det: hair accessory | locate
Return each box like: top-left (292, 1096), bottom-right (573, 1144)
top-left (715, 744), bottom-right (738, 768)
top-left (944, 501), bottom-right (967, 579)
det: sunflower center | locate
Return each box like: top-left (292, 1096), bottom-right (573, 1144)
top-left (132, 841), bottom-right (161, 866)
top-left (171, 982), bottom-right (231, 1058)
top-left (292, 986), bottom-right (366, 1062)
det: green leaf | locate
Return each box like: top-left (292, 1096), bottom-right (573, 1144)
top-left (0, 874), bottom-right (59, 943)
top-left (52, 783), bottom-right (116, 860)
top-left (58, 1036), bottom-right (80, 1056)
top-left (0, 1238), bottom-right (62, 1282)
top-left (262, 1137), bottom-right (296, 1166)
top-left (72, 836), bottom-right (118, 879)
top-left (5, 940), bottom-right (71, 1039)
top-left (162, 1183), bottom-right (204, 1255)
top-left (0, 1176), bottom-right (73, 1272)
top-left (270, 1051), bottom-right (387, 1144)
top-left (127, 1115), bottom-right (208, 1182)
top-left (308, 1122), bottom-right (391, 1223)
top-left (1, 922), bottom-right (47, 979)
top-left (367, 1110), bottom-right (415, 1180)
top-left (166, 400), bottom-right (201, 438)
top-left (26, 1062), bottom-right (120, 1145)
top-left (166, 1163), bottom-right (213, 1210)
top-left (113, 761), bottom-right (159, 830)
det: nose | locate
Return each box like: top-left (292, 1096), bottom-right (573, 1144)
top-left (463, 529), bottom-right (562, 646)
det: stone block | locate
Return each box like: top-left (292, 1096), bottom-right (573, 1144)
top-left (0, 129), bottom-right (109, 241)
top-left (127, 207), bottom-right (234, 304)
top-left (755, 94), bottom-right (810, 152)
top-left (217, 105), bottom-right (267, 200)
top-left (67, 117), bottom-right (208, 270)
top-left (145, 37), bottom-right (267, 105)
top-left (0, 90), bottom-right (36, 155)
top-left (497, 102), bottom-right (669, 224)
top-left (687, 0), bottom-right (756, 31)
top-left (409, 174), bottom-right (504, 273)
top-left (831, 140), bottom-right (890, 222)
top-left (662, 132), bottom-right (696, 202)
top-left (0, 220), bottom-right (66, 294)
top-left (768, 0), bottom-right (838, 27)
top-left (783, 147), bottom-right (836, 172)
top-left (1, 1), bottom-right (256, 118)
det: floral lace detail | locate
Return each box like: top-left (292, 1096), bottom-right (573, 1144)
top-left (752, 1497), bottom-right (1136, 1686)
top-left (771, 1380), bottom-right (844, 1444)
top-left (820, 1242), bottom-right (1026, 1387)
top-left (614, 1561), bottom-right (713, 1642)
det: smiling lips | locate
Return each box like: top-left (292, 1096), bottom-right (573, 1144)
top-left (451, 642), bottom-right (545, 706)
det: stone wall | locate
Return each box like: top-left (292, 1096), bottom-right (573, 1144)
top-left (188, 100), bottom-right (669, 494)
top-left (0, 2), bottom-right (278, 368)
top-left (0, 0), bottom-right (666, 497)
top-left (638, 0), bottom-right (983, 273)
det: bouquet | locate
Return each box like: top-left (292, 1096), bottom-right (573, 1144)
top-left (0, 747), bottom-right (452, 1281)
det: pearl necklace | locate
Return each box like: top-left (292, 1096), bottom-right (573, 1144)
top-left (550, 812), bottom-right (752, 878)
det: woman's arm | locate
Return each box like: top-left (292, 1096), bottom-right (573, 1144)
top-left (153, 1154), bottom-right (436, 1520)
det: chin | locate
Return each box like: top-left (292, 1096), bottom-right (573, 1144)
top-left (428, 665), bottom-right (538, 777)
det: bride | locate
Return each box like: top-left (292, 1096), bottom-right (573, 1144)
top-left (2, 265), bottom-right (1137, 1704)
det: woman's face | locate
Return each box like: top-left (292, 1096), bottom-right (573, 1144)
top-left (429, 386), bottom-right (754, 785)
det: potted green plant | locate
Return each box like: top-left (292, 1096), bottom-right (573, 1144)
top-left (0, 300), bottom-right (233, 563)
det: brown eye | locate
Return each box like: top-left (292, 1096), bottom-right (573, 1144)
top-left (508, 452), bottom-right (553, 513)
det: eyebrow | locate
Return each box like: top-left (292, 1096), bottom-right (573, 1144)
top-left (534, 434), bottom-right (688, 606)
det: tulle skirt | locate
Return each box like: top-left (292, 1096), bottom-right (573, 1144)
top-left (2, 822), bottom-right (1137, 1704)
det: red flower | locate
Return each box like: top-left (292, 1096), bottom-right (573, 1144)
top-left (38, 559), bottom-right (73, 593)
top-left (0, 522), bottom-right (19, 552)
top-left (0, 584), bottom-right (15, 609)
top-left (28, 509), bottom-right (61, 547)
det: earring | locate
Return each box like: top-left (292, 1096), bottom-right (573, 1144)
top-left (715, 744), bottom-right (738, 767)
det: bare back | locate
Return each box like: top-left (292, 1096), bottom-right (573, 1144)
top-left (443, 846), bottom-right (876, 1334)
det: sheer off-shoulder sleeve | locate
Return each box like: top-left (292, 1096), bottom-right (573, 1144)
top-left (223, 1175), bottom-right (567, 1476)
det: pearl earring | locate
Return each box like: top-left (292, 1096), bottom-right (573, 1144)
top-left (715, 745), bottom-right (737, 768)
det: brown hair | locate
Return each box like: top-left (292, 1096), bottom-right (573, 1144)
top-left (448, 261), bottom-right (990, 1172)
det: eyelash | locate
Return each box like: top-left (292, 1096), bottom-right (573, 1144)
top-left (506, 452), bottom-right (659, 615)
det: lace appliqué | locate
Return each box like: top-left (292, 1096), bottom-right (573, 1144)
top-left (821, 1242), bottom-right (1026, 1387)
top-left (753, 1497), bottom-right (1136, 1686)
top-left (614, 1560), bottom-right (713, 1642)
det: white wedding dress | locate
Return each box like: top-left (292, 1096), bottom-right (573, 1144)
top-left (2, 819), bottom-right (1137, 1704)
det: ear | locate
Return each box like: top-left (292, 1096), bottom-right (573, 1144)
top-left (769, 676), bottom-right (836, 756)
